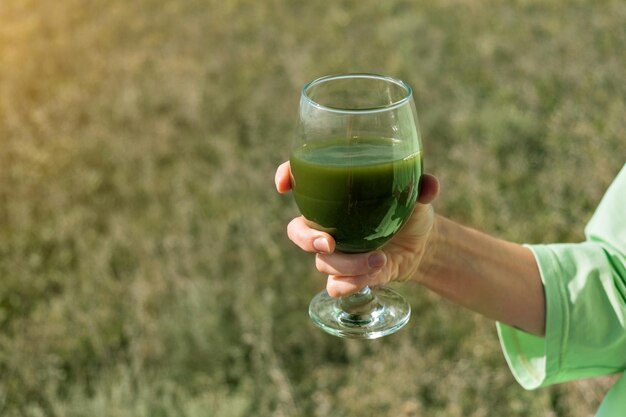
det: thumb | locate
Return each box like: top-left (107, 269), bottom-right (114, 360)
top-left (417, 174), bottom-right (440, 205)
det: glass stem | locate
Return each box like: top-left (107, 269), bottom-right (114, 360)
top-left (340, 286), bottom-right (376, 315)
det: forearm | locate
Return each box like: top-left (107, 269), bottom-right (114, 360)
top-left (416, 215), bottom-right (546, 336)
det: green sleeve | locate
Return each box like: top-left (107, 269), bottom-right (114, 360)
top-left (498, 242), bottom-right (626, 388)
top-left (496, 164), bottom-right (626, 390)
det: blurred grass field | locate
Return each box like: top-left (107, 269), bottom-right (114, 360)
top-left (1, 0), bottom-right (625, 416)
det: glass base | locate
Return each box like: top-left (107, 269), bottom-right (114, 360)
top-left (309, 286), bottom-right (410, 339)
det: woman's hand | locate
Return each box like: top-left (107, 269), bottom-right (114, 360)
top-left (275, 161), bottom-right (440, 298)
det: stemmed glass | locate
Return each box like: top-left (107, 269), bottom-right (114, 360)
top-left (290, 74), bottom-right (423, 339)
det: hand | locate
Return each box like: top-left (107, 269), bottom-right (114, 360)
top-left (275, 161), bottom-right (440, 298)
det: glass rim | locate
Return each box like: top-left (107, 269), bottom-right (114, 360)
top-left (301, 73), bottom-right (413, 115)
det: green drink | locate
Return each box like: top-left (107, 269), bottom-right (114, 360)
top-left (290, 137), bottom-right (422, 253)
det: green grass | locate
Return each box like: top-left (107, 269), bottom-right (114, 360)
top-left (1, 0), bottom-right (624, 415)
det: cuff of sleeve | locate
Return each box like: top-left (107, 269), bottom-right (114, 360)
top-left (496, 244), bottom-right (567, 390)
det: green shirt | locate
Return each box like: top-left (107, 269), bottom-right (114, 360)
top-left (497, 164), bottom-right (626, 416)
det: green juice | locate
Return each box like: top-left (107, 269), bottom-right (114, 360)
top-left (290, 137), bottom-right (422, 253)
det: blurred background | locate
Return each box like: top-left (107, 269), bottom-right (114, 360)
top-left (0, 0), bottom-right (624, 416)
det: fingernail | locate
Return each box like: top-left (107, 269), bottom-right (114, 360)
top-left (368, 252), bottom-right (387, 269)
top-left (313, 237), bottom-right (330, 253)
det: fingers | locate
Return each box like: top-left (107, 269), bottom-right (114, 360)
top-left (326, 275), bottom-right (371, 298)
top-left (286, 216), bottom-right (387, 297)
top-left (317, 251), bottom-right (389, 298)
top-left (280, 165), bottom-right (440, 298)
top-left (315, 251), bottom-right (386, 276)
top-left (286, 216), bottom-right (379, 297)
top-left (287, 216), bottom-right (335, 254)
top-left (325, 270), bottom-right (390, 298)
top-left (275, 161), bottom-right (292, 194)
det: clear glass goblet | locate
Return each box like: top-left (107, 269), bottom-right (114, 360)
top-left (290, 73), bottom-right (423, 339)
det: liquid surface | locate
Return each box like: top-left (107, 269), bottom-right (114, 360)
top-left (290, 137), bottom-right (422, 253)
